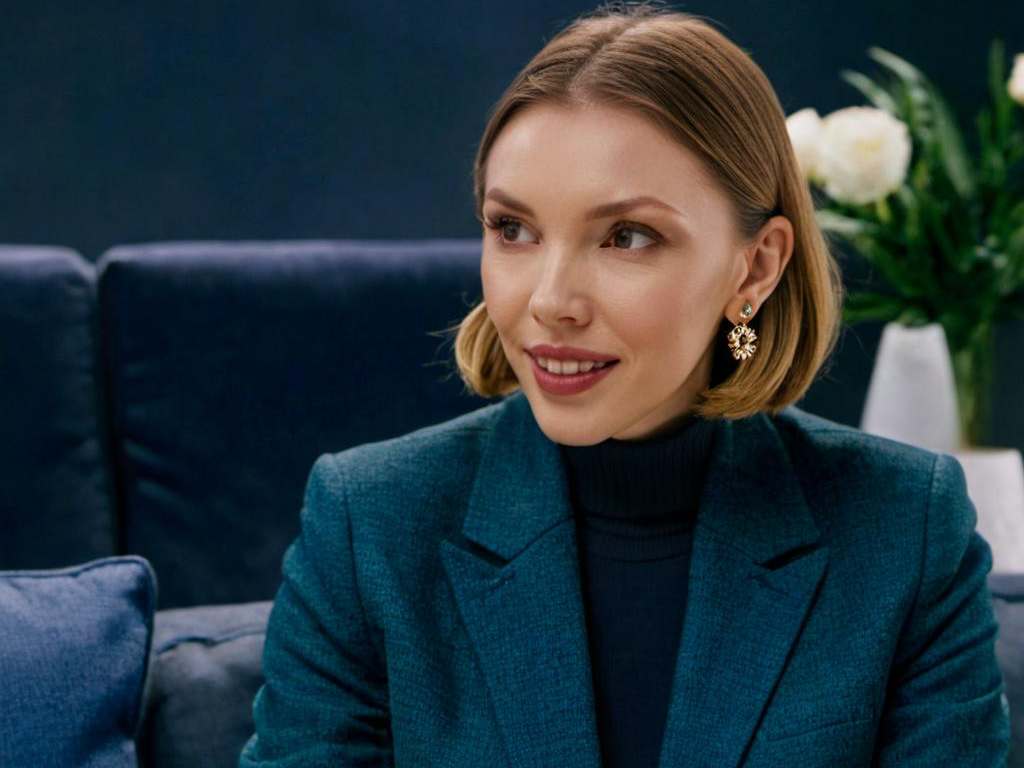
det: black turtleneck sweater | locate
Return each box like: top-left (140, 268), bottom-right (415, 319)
top-left (558, 412), bottom-right (719, 768)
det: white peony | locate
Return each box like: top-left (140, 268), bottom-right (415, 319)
top-left (816, 106), bottom-right (911, 205)
top-left (786, 108), bottom-right (824, 184)
top-left (1009, 53), bottom-right (1024, 106)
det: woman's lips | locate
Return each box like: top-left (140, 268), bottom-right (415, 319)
top-left (529, 355), bottom-right (620, 396)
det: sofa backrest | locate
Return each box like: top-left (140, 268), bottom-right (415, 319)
top-left (95, 240), bottom-right (490, 609)
top-left (2, 240), bottom-right (491, 609)
top-left (0, 246), bottom-right (115, 569)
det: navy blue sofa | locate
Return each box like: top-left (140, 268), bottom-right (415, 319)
top-left (2, 241), bottom-right (1022, 766)
top-left (2, 241), bottom-right (490, 609)
top-left (1, 240), bottom-right (489, 766)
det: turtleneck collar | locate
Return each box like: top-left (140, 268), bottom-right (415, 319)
top-left (558, 411), bottom-right (719, 521)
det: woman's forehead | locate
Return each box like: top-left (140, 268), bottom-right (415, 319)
top-left (484, 103), bottom-right (722, 219)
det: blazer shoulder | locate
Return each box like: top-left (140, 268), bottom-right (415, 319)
top-left (327, 396), bottom-right (504, 467)
top-left (775, 403), bottom-right (941, 481)
top-left (316, 396), bottom-right (508, 529)
top-left (771, 405), bottom-right (953, 540)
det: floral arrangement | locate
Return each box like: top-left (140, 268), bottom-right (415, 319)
top-left (786, 41), bottom-right (1024, 447)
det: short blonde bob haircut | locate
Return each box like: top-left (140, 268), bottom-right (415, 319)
top-left (448, 0), bottom-right (844, 421)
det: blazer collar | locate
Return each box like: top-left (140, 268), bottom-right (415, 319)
top-left (440, 390), bottom-right (828, 768)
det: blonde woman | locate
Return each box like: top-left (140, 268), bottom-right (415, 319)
top-left (239, 3), bottom-right (1009, 766)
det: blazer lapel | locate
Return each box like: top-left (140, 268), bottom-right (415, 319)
top-left (439, 391), bottom-right (828, 768)
top-left (655, 405), bottom-right (829, 768)
top-left (439, 391), bottom-right (601, 768)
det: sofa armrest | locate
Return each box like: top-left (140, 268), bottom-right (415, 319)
top-left (989, 572), bottom-right (1024, 767)
top-left (138, 599), bottom-right (273, 768)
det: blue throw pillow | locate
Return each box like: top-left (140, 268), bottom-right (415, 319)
top-left (0, 555), bottom-right (157, 766)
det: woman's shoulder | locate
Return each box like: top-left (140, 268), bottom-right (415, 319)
top-left (774, 403), bottom-right (943, 483)
top-left (311, 397), bottom-right (511, 531)
top-left (326, 397), bottom-right (506, 474)
top-left (771, 404), bottom-right (975, 547)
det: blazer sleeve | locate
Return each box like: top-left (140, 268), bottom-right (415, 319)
top-left (238, 453), bottom-right (393, 767)
top-left (873, 452), bottom-right (1011, 766)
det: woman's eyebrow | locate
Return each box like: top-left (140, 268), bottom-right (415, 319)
top-left (484, 187), bottom-right (685, 222)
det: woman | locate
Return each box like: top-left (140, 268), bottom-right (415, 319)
top-left (239, 3), bottom-right (1010, 766)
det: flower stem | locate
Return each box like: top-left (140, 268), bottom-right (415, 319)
top-left (874, 196), bottom-right (892, 224)
top-left (950, 322), bottom-right (995, 448)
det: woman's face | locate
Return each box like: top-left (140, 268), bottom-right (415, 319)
top-left (480, 102), bottom-right (790, 445)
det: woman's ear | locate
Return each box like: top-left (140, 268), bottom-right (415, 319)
top-left (729, 215), bottom-right (794, 321)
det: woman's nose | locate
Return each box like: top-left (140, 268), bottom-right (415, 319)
top-left (529, 251), bottom-right (588, 325)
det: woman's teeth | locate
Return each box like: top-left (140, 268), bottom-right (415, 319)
top-left (536, 357), bottom-right (612, 375)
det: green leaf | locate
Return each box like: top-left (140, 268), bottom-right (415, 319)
top-left (1010, 223), bottom-right (1024, 255)
top-left (839, 69), bottom-right (899, 114)
top-left (988, 39), bottom-right (1012, 149)
top-left (898, 185), bottom-right (923, 241)
top-left (1008, 200), bottom-right (1024, 230)
top-left (1005, 223), bottom-right (1024, 292)
top-left (1009, 133), bottom-right (1024, 166)
top-left (893, 78), bottom-right (930, 143)
top-left (851, 235), bottom-right (927, 298)
top-left (909, 157), bottom-right (930, 193)
top-left (868, 44), bottom-right (978, 201)
top-left (917, 187), bottom-right (965, 271)
top-left (894, 184), bottom-right (943, 295)
top-left (841, 290), bottom-right (908, 325)
top-left (976, 106), bottom-right (1009, 221)
top-left (896, 305), bottom-right (931, 325)
top-left (875, 197), bottom-right (893, 224)
top-left (988, 39), bottom-right (1005, 105)
top-left (926, 82), bottom-right (975, 199)
top-left (815, 209), bottom-right (881, 238)
top-left (977, 108), bottom-right (992, 158)
top-left (867, 46), bottom-right (927, 86)
top-left (867, 47), bottom-right (937, 148)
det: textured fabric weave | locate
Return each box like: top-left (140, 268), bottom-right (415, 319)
top-left (0, 555), bottom-right (156, 767)
top-left (140, 600), bottom-right (273, 768)
top-left (239, 390), bottom-right (1010, 767)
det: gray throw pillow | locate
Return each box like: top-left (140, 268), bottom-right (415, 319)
top-left (138, 600), bottom-right (273, 768)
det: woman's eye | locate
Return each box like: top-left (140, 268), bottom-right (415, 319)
top-left (489, 216), bottom-right (537, 246)
top-left (604, 225), bottom-right (658, 251)
top-left (484, 215), bottom-right (659, 252)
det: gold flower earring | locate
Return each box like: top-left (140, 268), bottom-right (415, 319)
top-left (726, 301), bottom-right (758, 361)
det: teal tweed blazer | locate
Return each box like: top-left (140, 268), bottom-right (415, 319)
top-left (238, 390), bottom-right (1010, 767)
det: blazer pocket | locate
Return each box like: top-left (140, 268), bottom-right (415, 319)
top-left (758, 696), bottom-right (876, 742)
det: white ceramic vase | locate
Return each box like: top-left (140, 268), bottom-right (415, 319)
top-left (861, 321), bottom-right (1024, 572)
top-left (949, 448), bottom-right (1024, 573)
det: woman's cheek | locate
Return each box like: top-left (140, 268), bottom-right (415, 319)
top-left (481, 257), bottom-right (524, 329)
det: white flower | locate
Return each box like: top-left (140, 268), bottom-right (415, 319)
top-left (786, 108), bottom-right (824, 184)
top-left (1009, 53), bottom-right (1024, 106)
top-left (817, 106), bottom-right (911, 205)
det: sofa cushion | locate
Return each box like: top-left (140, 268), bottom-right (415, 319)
top-left (96, 240), bottom-right (488, 609)
top-left (139, 599), bottom-right (273, 768)
top-left (0, 246), bottom-right (116, 570)
top-left (0, 555), bottom-right (156, 766)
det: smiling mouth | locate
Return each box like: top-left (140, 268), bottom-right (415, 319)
top-left (534, 359), bottom-right (620, 374)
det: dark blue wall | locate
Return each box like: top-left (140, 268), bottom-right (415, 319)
top-left (2, 1), bottom-right (1022, 443)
